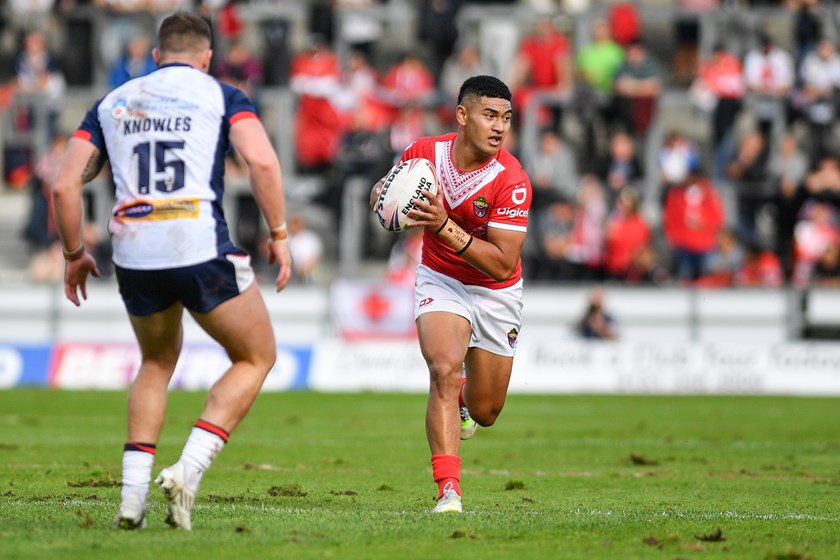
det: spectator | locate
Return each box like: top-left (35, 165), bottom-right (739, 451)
top-left (94, 0), bottom-right (178, 72)
top-left (793, 200), bottom-right (840, 286)
top-left (770, 132), bottom-right (810, 275)
top-left (287, 213), bottom-right (324, 284)
top-left (508, 15), bottom-right (574, 134)
top-left (604, 187), bottom-right (650, 281)
top-left (695, 43), bottom-right (745, 179)
top-left (576, 287), bottom-right (618, 340)
top-left (532, 194), bottom-right (577, 281)
top-left (662, 161), bottom-right (726, 282)
top-left (576, 18), bottom-right (624, 158)
top-left (612, 40), bottom-right (662, 137)
top-left (803, 154), bottom-right (840, 205)
top-left (23, 133), bottom-right (67, 251)
top-left (734, 240), bottom-right (784, 287)
top-left (290, 36), bottom-right (344, 174)
top-left (14, 29), bottom-right (65, 139)
top-left (577, 18), bottom-right (625, 98)
top-left (626, 242), bottom-right (671, 285)
top-left (108, 34), bottom-right (157, 89)
top-left (607, 1), bottom-right (641, 48)
top-left (725, 129), bottom-right (769, 244)
top-left (657, 130), bottom-right (700, 204)
top-left (439, 43), bottom-right (491, 120)
top-left (214, 39), bottom-right (264, 105)
top-left (810, 240), bottom-right (840, 287)
top-left (791, 0), bottom-right (826, 65)
top-left (566, 174), bottom-right (608, 281)
top-left (790, 38), bottom-right (840, 159)
top-left (700, 228), bottom-right (745, 287)
top-left (525, 129), bottom-right (578, 210)
top-left (379, 52), bottom-right (436, 157)
top-left (743, 32), bottom-right (794, 140)
top-left (596, 131), bottom-right (643, 205)
top-left (416, 0), bottom-right (461, 80)
top-left (672, 0), bottom-right (719, 86)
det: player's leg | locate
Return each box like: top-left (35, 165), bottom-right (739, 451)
top-left (190, 282), bottom-right (276, 431)
top-left (416, 310), bottom-right (471, 513)
top-left (462, 348), bottom-right (514, 427)
top-left (117, 303), bottom-right (185, 529)
top-left (156, 283), bottom-right (276, 530)
top-left (458, 278), bottom-right (521, 436)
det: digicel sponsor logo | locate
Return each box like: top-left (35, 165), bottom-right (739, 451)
top-left (496, 207), bottom-right (529, 218)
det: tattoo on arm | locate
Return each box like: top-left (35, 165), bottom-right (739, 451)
top-left (80, 149), bottom-right (105, 183)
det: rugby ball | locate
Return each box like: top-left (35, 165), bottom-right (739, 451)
top-left (374, 158), bottom-right (438, 232)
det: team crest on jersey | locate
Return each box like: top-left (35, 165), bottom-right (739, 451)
top-left (111, 99), bottom-right (128, 119)
top-left (473, 196), bottom-right (488, 218)
top-left (507, 327), bottom-right (518, 348)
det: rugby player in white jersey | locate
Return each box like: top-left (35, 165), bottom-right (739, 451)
top-left (370, 75), bottom-right (532, 513)
top-left (52, 12), bottom-right (292, 530)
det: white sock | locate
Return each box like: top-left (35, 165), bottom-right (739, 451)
top-left (177, 424), bottom-right (227, 493)
top-left (121, 446), bottom-right (155, 505)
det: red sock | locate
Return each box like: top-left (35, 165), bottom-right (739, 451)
top-left (458, 377), bottom-right (466, 408)
top-left (431, 454), bottom-right (461, 498)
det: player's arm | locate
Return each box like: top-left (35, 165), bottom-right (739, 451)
top-left (229, 116), bottom-right (291, 292)
top-left (52, 137), bottom-right (102, 306)
top-left (410, 190), bottom-right (525, 283)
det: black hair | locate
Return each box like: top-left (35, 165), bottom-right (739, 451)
top-left (457, 75), bottom-right (512, 105)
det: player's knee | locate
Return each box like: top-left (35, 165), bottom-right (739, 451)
top-left (427, 359), bottom-right (461, 395)
top-left (471, 403), bottom-right (504, 427)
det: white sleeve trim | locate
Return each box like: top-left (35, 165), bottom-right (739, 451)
top-left (487, 221), bottom-right (527, 232)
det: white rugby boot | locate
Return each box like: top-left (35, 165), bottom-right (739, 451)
top-left (432, 487), bottom-right (463, 514)
top-left (155, 463), bottom-right (195, 531)
top-left (459, 405), bottom-right (477, 440)
top-left (114, 492), bottom-right (146, 529)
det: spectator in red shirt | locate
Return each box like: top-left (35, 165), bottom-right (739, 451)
top-left (380, 52), bottom-right (436, 156)
top-left (696, 43), bottom-right (745, 178)
top-left (290, 37), bottom-right (344, 174)
top-left (663, 163), bottom-right (726, 282)
top-left (508, 15), bottom-right (574, 133)
top-left (735, 242), bottom-right (784, 287)
top-left (604, 187), bottom-right (650, 280)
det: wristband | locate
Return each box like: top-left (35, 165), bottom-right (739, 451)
top-left (62, 243), bottom-right (85, 262)
top-left (435, 218), bottom-right (450, 235)
top-left (270, 223), bottom-right (288, 242)
top-left (455, 235), bottom-right (473, 256)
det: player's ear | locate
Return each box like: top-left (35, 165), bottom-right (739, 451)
top-left (152, 48), bottom-right (161, 66)
top-left (455, 104), bottom-right (468, 126)
top-left (201, 49), bottom-right (213, 72)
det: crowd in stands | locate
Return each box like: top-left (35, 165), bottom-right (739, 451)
top-left (2, 0), bottom-right (840, 289)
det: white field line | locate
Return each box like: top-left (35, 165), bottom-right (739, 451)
top-left (7, 500), bottom-right (840, 522)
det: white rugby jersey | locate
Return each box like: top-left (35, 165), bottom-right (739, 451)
top-left (74, 63), bottom-right (258, 270)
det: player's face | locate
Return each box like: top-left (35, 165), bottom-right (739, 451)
top-left (459, 96), bottom-right (513, 159)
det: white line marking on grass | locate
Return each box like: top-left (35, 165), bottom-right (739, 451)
top-left (569, 508), bottom-right (840, 522)
top-left (10, 500), bottom-right (840, 522)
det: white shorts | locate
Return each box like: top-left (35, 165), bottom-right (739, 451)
top-left (414, 264), bottom-right (523, 357)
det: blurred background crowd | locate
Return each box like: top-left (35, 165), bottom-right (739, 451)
top-left (1, 0), bottom-right (840, 291)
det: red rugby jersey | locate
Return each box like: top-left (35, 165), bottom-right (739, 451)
top-left (400, 133), bottom-right (531, 289)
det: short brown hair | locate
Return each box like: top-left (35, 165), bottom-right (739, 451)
top-left (158, 11), bottom-right (212, 56)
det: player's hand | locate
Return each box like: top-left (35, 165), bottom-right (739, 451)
top-left (407, 189), bottom-right (448, 232)
top-left (267, 238), bottom-right (292, 292)
top-left (369, 178), bottom-right (385, 212)
top-left (63, 252), bottom-right (100, 307)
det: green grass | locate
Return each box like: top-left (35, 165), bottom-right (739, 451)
top-left (1, 390), bottom-right (839, 559)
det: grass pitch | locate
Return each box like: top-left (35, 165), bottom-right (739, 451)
top-left (1, 389), bottom-right (839, 559)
